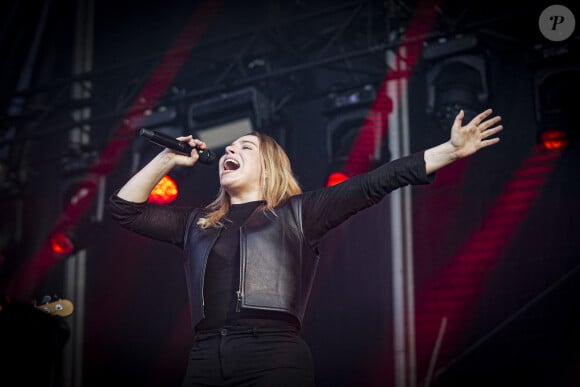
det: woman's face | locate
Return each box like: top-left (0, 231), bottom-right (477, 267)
top-left (219, 135), bottom-right (263, 200)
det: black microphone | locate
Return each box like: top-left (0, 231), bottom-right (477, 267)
top-left (139, 128), bottom-right (216, 164)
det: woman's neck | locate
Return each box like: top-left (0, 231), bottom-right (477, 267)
top-left (228, 191), bottom-right (264, 204)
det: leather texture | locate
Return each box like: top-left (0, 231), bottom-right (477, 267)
top-left (184, 196), bottom-right (320, 328)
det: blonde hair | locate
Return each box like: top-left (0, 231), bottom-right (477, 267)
top-left (197, 132), bottom-right (302, 229)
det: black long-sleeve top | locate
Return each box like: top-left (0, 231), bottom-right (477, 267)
top-left (109, 151), bottom-right (433, 330)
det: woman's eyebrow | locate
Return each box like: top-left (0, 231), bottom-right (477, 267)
top-left (231, 140), bottom-right (258, 147)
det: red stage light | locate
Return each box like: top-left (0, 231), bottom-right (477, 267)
top-left (49, 233), bottom-right (74, 256)
top-left (148, 175), bottom-right (179, 204)
top-left (326, 172), bottom-right (349, 187)
top-left (541, 129), bottom-right (568, 150)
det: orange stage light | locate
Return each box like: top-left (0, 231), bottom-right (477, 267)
top-left (541, 129), bottom-right (568, 150)
top-left (148, 175), bottom-right (179, 204)
top-left (49, 233), bottom-right (74, 256)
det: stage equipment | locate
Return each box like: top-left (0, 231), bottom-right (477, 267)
top-left (423, 35), bottom-right (488, 132)
top-left (533, 65), bottom-right (578, 151)
top-left (187, 87), bottom-right (271, 151)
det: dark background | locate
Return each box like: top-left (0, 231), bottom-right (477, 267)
top-left (0, 1), bottom-right (578, 386)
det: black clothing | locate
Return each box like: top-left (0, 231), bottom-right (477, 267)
top-left (184, 195), bottom-right (318, 329)
top-left (198, 200), bottom-right (296, 330)
top-left (110, 152), bottom-right (433, 386)
top-left (109, 151), bottom-right (433, 332)
top-left (182, 325), bottom-right (314, 387)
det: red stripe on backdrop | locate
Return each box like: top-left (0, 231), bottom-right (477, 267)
top-left (7, 0), bottom-right (223, 299)
top-left (412, 157), bottom-right (472, 287)
top-left (414, 145), bottom-right (562, 380)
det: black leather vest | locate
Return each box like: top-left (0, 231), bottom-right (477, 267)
top-left (183, 196), bottom-right (320, 329)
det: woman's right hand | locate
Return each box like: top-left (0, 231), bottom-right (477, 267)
top-left (163, 135), bottom-right (209, 167)
top-left (117, 135), bottom-right (210, 202)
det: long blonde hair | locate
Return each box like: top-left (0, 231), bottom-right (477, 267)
top-left (197, 132), bottom-right (302, 229)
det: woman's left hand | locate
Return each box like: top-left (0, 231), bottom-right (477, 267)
top-left (450, 108), bottom-right (503, 159)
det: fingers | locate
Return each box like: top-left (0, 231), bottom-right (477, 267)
top-left (454, 109), bottom-right (465, 124)
top-left (478, 113), bottom-right (502, 151)
top-left (480, 137), bottom-right (500, 148)
top-left (466, 109), bottom-right (502, 138)
top-left (479, 115), bottom-right (502, 132)
top-left (174, 135), bottom-right (208, 152)
top-left (479, 119), bottom-right (503, 150)
top-left (472, 108), bottom-right (493, 126)
top-left (170, 135), bottom-right (208, 165)
top-left (176, 135), bottom-right (207, 150)
top-left (455, 108), bottom-right (499, 132)
top-left (481, 124), bottom-right (503, 139)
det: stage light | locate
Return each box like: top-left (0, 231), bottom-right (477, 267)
top-left (323, 109), bottom-right (366, 187)
top-left (326, 172), bottom-right (349, 187)
top-left (426, 55), bottom-right (488, 131)
top-left (326, 109), bottom-right (370, 163)
top-left (541, 129), bottom-right (568, 150)
top-left (323, 84), bottom-right (390, 186)
top-left (424, 36), bottom-right (488, 132)
top-left (196, 117), bottom-right (254, 149)
top-left (322, 84), bottom-right (376, 112)
top-left (188, 87), bottom-right (271, 150)
top-left (49, 232), bottom-right (74, 256)
top-left (534, 65), bottom-right (577, 151)
top-left (148, 175), bottom-right (179, 204)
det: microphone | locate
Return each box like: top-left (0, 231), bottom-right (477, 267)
top-left (139, 128), bottom-right (216, 164)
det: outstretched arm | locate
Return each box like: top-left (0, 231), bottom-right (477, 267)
top-left (424, 108), bottom-right (503, 175)
top-left (117, 136), bottom-right (208, 202)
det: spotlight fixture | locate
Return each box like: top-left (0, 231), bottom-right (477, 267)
top-left (188, 87), bottom-right (271, 150)
top-left (534, 65), bottom-right (577, 151)
top-left (423, 35), bottom-right (488, 131)
top-left (425, 54), bottom-right (488, 132)
top-left (49, 232), bottom-right (75, 256)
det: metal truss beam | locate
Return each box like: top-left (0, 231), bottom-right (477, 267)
top-left (0, 0), bottom-right (537, 172)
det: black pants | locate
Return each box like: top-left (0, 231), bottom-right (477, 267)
top-left (182, 325), bottom-right (315, 387)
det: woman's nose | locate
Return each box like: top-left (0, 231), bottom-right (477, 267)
top-left (225, 145), bottom-right (235, 154)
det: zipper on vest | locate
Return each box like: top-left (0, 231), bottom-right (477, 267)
top-left (237, 224), bottom-right (247, 313)
top-left (236, 290), bottom-right (242, 312)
